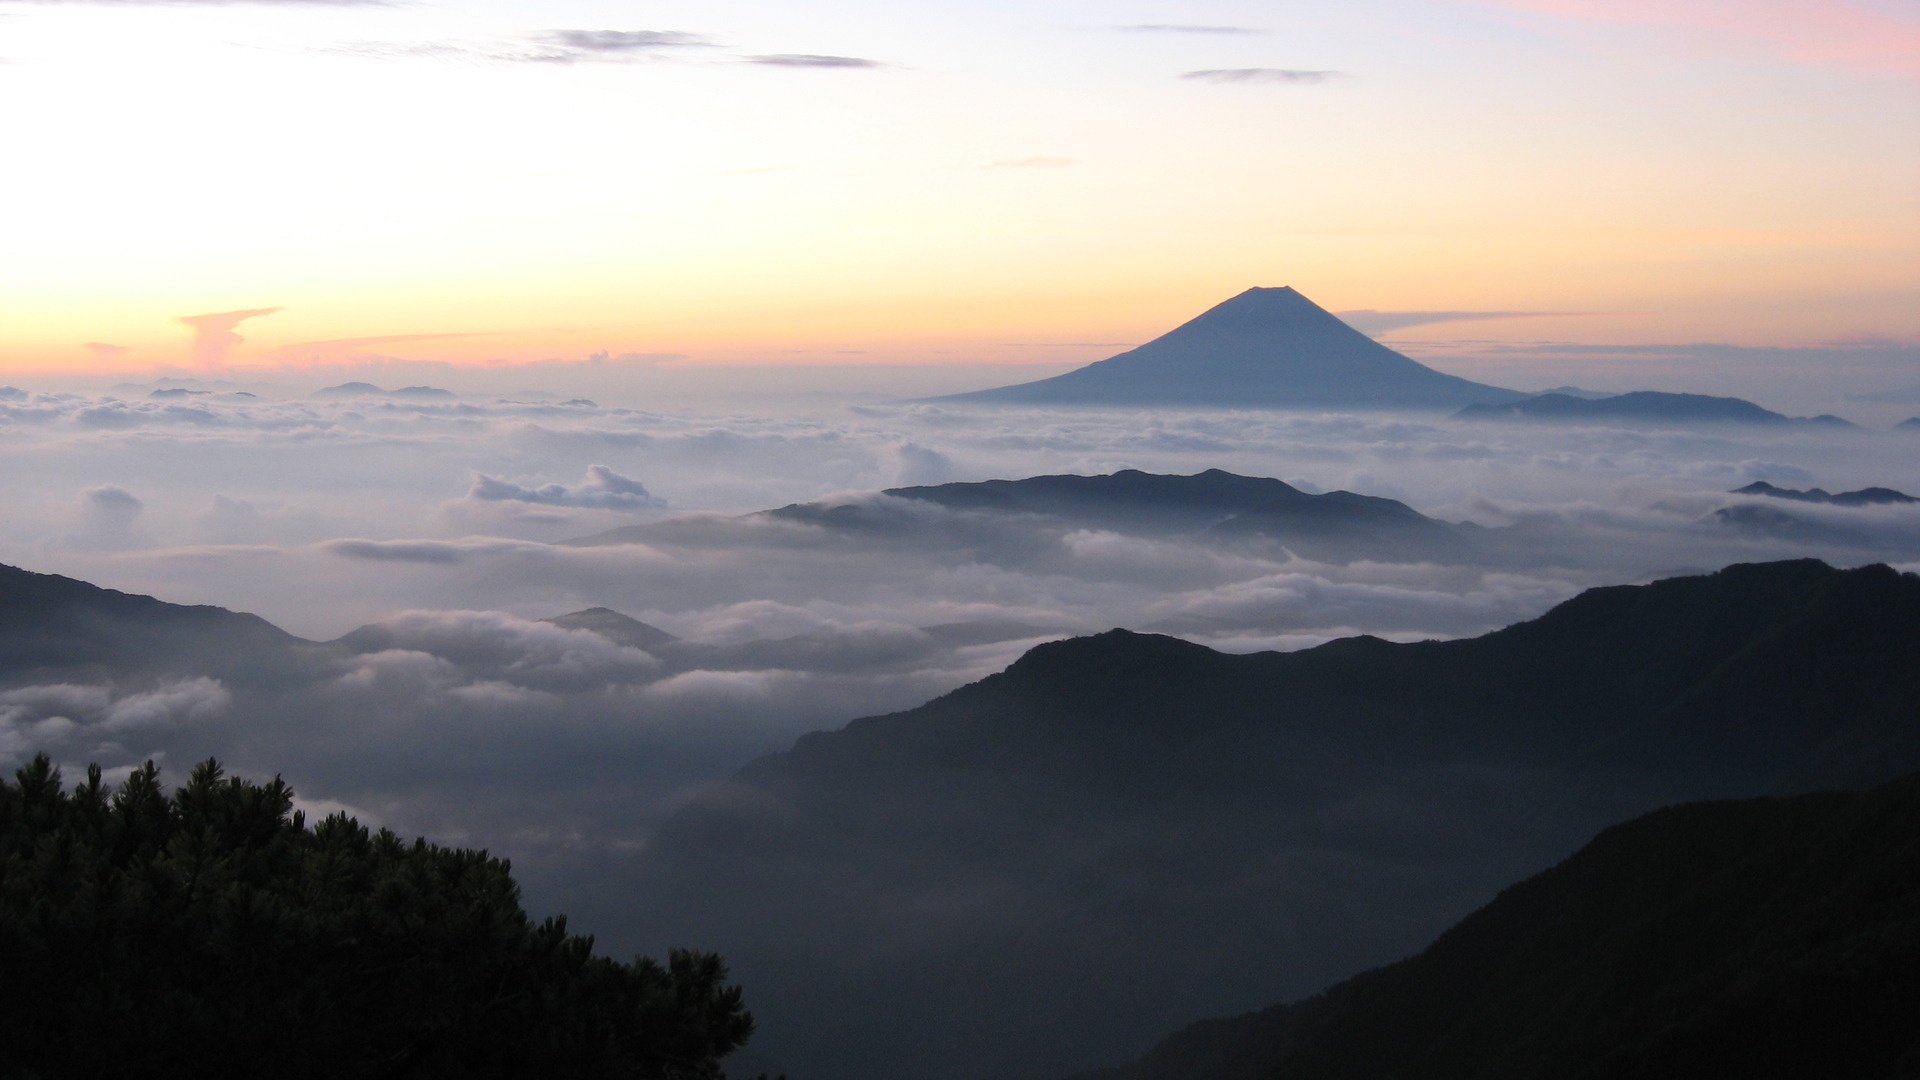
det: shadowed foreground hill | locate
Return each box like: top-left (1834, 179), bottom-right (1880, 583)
top-left (628, 560), bottom-right (1920, 1080)
top-left (0, 756), bottom-right (754, 1079)
top-left (1082, 773), bottom-right (1920, 1080)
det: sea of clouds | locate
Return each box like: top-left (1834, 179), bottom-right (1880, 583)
top-left (2, 373), bottom-right (1917, 946)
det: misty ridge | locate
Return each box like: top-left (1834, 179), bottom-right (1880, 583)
top-left (2, 287), bottom-right (1919, 1078)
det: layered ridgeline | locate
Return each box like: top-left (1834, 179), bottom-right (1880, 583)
top-left (1079, 773), bottom-right (1920, 1080)
top-left (759, 468), bottom-right (1468, 563)
top-left (626, 560), bottom-right (1920, 1080)
top-left (1732, 480), bottom-right (1916, 507)
top-left (1456, 390), bottom-right (1855, 427)
top-left (934, 287), bottom-right (1521, 410)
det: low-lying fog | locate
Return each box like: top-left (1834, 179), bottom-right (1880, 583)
top-left (3, 364), bottom-right (1917, 952)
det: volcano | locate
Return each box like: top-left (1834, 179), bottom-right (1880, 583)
top-left (936, 286), bottom-right (1522, 409)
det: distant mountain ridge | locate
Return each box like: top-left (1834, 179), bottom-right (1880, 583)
top-left (1733, 480), bottom-right (1916, 506)
top-left (1077, 772), bottom-right (1920, 1080)
top-left (543, 607), bottom-right (678, 651)
top-left (0, 563), bottom-right (311, 684)
top-left (627, 559), bottom-right (1920, 1080)
top-left (311, 382), bottom-right (455, 400)
top-left (1458, 390), bottom-right (1854, 427)
top-left (876, 470), bottom-right (1452, 559)
top-left (576, 468), bottom-right (1472, 564)
top-left (935, 287), bottom-right (1522, 410)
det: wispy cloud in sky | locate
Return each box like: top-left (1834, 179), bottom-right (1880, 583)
top-left (1182, 68), bottom-right (1345, 84)
top-left (537, 30), bottom-right (715, 55)
top-left (745, 54), bottom-right (883, 69)
top-left (469, 464), bottom-right (666, 511)
top-left (1338, 310), bottom-right (1583, 336)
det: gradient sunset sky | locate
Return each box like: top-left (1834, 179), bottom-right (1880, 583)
top-left (2, 0), bottom-right (1916, 373)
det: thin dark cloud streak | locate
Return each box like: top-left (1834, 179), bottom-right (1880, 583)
top-left (745, 53), bottom-right (883, 68)
top-left (1183, 68), bottom-right (1345, 83)
top-left (1338, 310), bottom-right (1583, 336)
top-left (539, 30), bottom-right (714, 53)
top-left (331, 35), bottom-right (882, 70)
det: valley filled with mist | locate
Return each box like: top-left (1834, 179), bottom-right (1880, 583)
top-left (4, 292), bottom-right (1919, 1076)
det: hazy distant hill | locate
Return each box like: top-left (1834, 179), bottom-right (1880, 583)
top-left (573, 469), bottom-right (1474, 564)
top-left (1733, 480), bottom-right (1916, 506)
top-left (0, 563), bottom-right (315, 684)
top-left (544, 607), bottom-right (678, 651)
top-left (1899, 417), bottom-right (1920, 431)
top-left (311, 382), bottom-right (456, 400)
top-left (628, 560), bottom-right (1920, 1080)
top-left (934, 287), bottom-right (1521, 410)
top-left (1077, 773), bottom-right (1920, 1080)
top-left (1457, 390), bottom-right (1853, 427)
top-left (1713, 482), bottom-right (1916, 548)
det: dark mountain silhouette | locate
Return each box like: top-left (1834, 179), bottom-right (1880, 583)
top-left (571, 469), bottom-right (1473, 564)
top-left (1205, 487), bottom-right (1467, 560)
top-left (879, 469), bottom-right (1307, 529)
top-left (1898, 416), bottom-right (1920, 431)
top-left (1076, 773), bottom-right (1920, 1080)
top-left (311, 381), bottom-right (387, 398)
top-left (627, 560), bottom-right (1920, 1080)
top-left (1533, 384), bottom-right (1614, 399)
top-left (934, 287), bottom-right (1521, 410)
top-left (1711, 480), bottom-right (1915, 547)
top-left (544, 607), bottom-right (678, 651)
top-left (1457, 390), bottom-right (1854, 427)
top-left (0, 563), bottom-right (316, 684)
top-left (770, 469), bottom-right (1469, 562)
top-left (1733, 480), bottom-right (1916, 506)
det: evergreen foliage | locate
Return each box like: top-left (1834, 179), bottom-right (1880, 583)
top-left (0, 756), bottom-right (754, 1079)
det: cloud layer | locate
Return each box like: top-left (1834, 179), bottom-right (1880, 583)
top-left (2, 377), bottom-right (1916, 979)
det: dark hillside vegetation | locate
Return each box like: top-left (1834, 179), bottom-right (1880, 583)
top-left (0, 756), bottom-right (754, 1080)
top-left (1080, 772), bottom-right (1920, 1080)
top-left (628, 559), bottom-right (1920, 1080)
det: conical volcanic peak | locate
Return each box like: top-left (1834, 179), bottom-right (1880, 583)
top-left (1184, 285), bottom-right (1340, 327)
top-left (935, 286), bottom-right (1520, 410)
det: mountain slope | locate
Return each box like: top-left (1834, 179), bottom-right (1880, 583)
top-left (0, 563), bottom-right (312, 683)
top-left (935, 287), bottom-right (1521, 409)
top-left (627, 560), bottom-right (1920, 1080)
top-left (1079, 773), bottom-right (1920, 1080)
